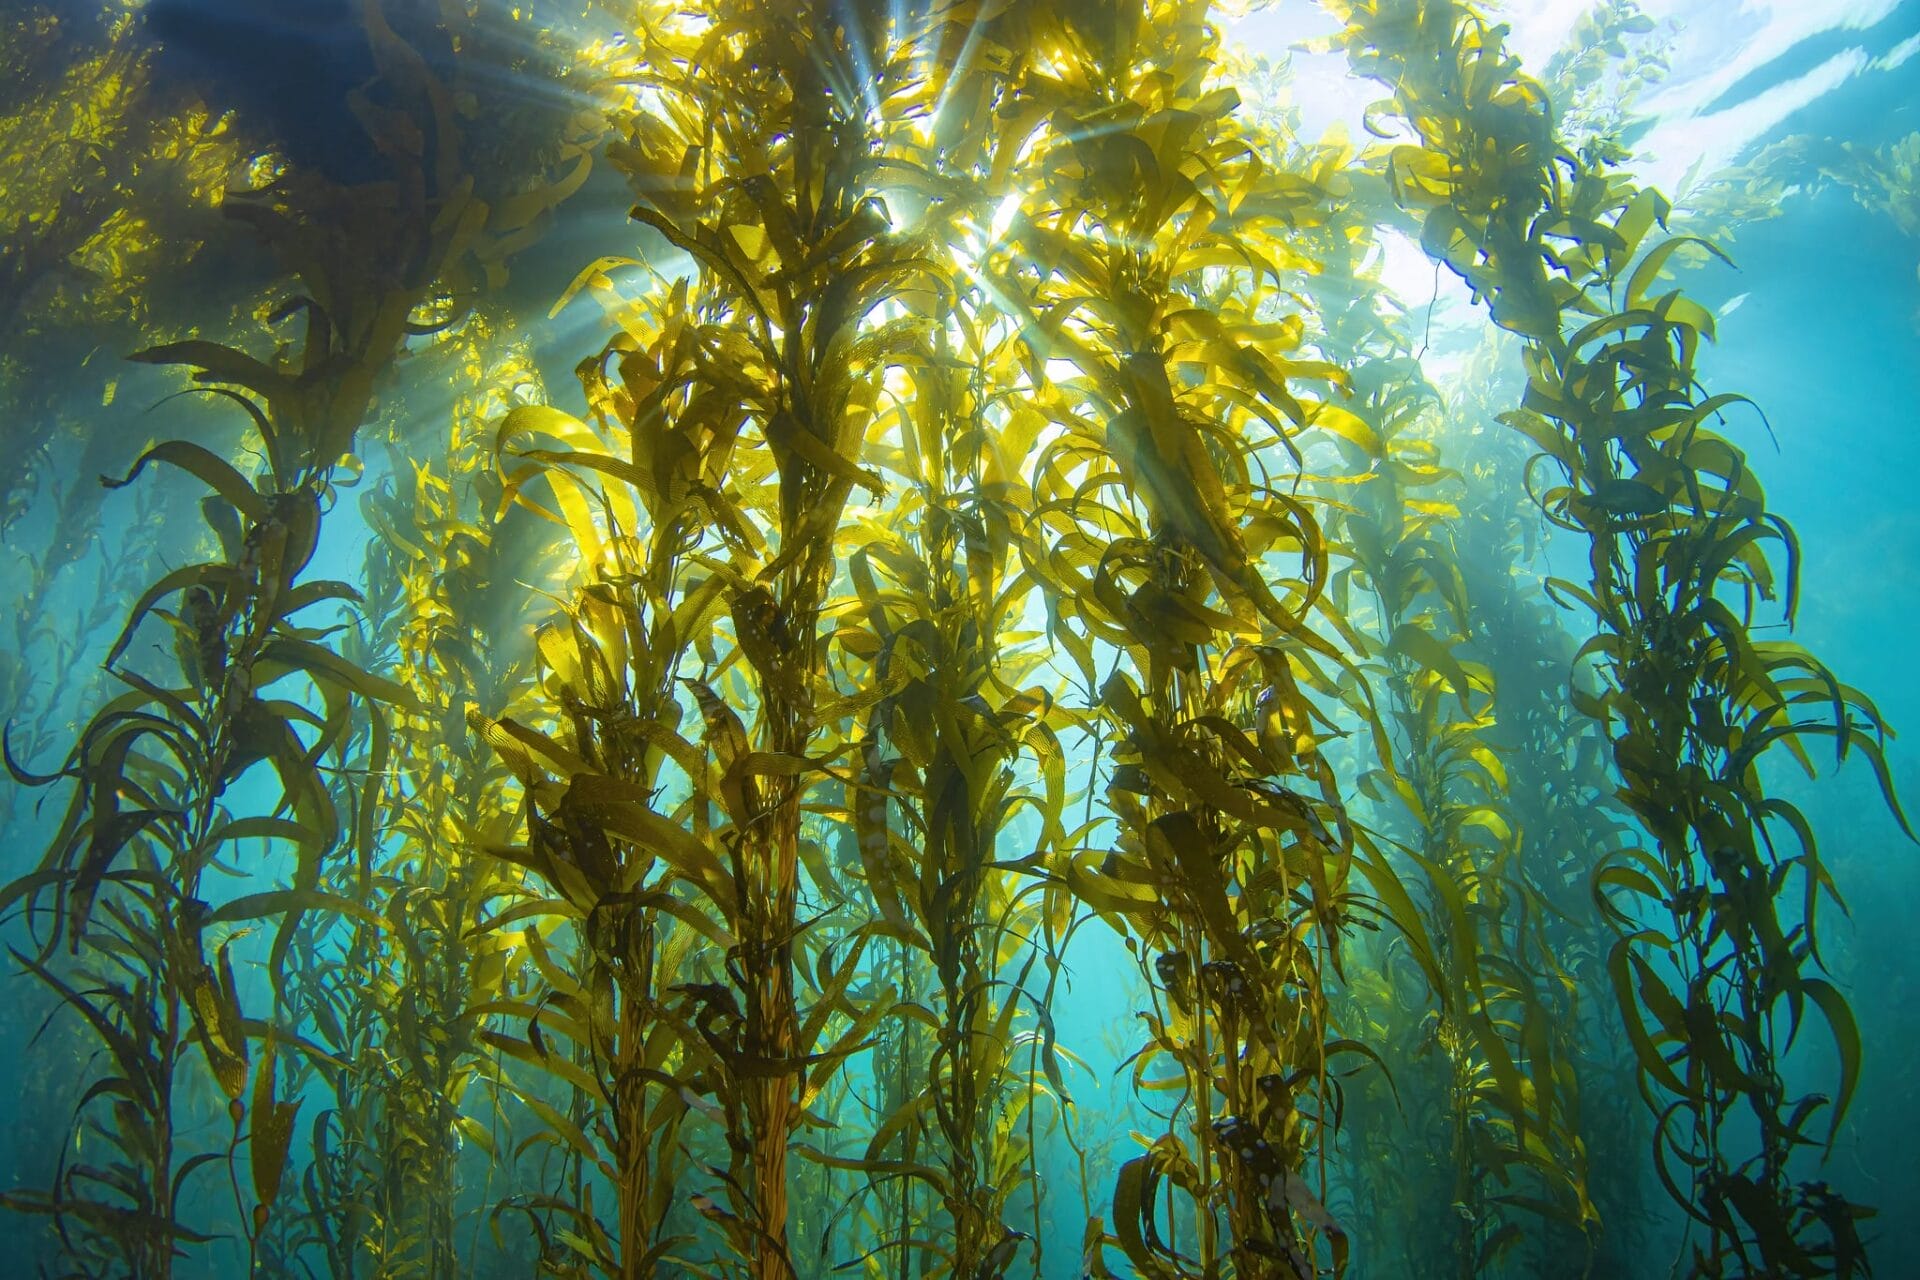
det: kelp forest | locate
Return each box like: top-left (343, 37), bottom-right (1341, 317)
top-left (2, 0), bottom-right (1917, 1277)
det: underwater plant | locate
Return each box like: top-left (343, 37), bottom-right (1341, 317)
top-left (823, 292), bottom-right (1064, 1280)
top-left (464, 6), bottom-right (974, 1273)
top-left (283, 317), bottom-right (562, 1280)
top-left (1426, 358), bottom-right (1651, 1279)
top-left (962, 5), bottom-right (1402, 1275)
top-left (1329, 0), bottom-right (1911, 1272)
top-left (0, 6), bottom-right (591, 1272)
top-left (1304, 217), bottom-right (1596, 1278)
top-left (1, 1), bottom-right (1912, 1277)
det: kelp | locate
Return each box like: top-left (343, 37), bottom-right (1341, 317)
top-left (0, 359), bottom-right (365, 1277)
top-left (470, 3), bottom-right (1374, 1276)
top-left (0, 1), bottom-right (1910, 1277)
top-left (967, 4), bottom-right (1381, 1274)
top-left (826, 289), bottom-right (1059, 1280)
top-left (469, 5), bottom-right (977, 1275)
top-left (1442, 347), bottom-right (1653, 1278)
top-left (278, 316), bottom-right (562, 1280)
top-left (1328, 1), bottom-right (1909, 1273)
top-left (0, 2), bottom-right (261, 594)
top-left (1304, 194), bottom-right (1596, 1277)
top-left (0, 4), bottom-right (591, 1271)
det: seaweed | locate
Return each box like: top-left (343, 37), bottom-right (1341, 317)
top-left (1299, 191), bottom-right (1597, 1278)
top-left (1329, 1), bottom-right (1910, 1273)
top-left (0, 5), bottom-right (554, 1270)
top-left (0, 1), bottom-right (1909, 1277)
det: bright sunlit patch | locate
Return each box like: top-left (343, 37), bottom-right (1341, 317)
top-left (989, 192), bottom-right (1021, 242)
top-left (660, 7), bottom-right (712, 38)
top-left (1226, 0), bottom-right (1912, 202)
top-left (878, 189), bottom-right (915, 232)
top-left (1221, 3), bottom-right (1376, 142)
top-left (1374, 227), bottom-right (1472, 321)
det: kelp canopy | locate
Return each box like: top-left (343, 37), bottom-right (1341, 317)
top-left (0, 0), bottom-right (1912, 1277)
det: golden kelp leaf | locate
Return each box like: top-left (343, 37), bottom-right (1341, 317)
top-left (127, 340), bottom-right (291, 406)
top-left (1625, 234), bottom-right (1734, 312)
top-left (1797, 977), bottom-right (1862, 1149)
top-left (188, 939), bottom-right (249, 1101)
top-left (206, 889), bottom-right (390, 936)
top-left (1145, 813), bottom-right (1246, 962)
top-left (102, 439), bottom-right (269, 523)
top-left (249, 1032), bottom-right (301, 1213)
top-left (853, 746), bottom-right (925, 949)
top-left (1110, 1155), bottom-right (1161, 1278)
top-left (261, 637), bottom-right (425, 713)
top-left (684, 679), bottom-right (748, 778)
top-left (1388, 622), bottom-right (1475, 702)
top-left (1606, 936), bottom-right (1690, 1098)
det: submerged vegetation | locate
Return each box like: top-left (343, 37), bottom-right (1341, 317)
top-left (0, 0), bottom-right (1910, 1277)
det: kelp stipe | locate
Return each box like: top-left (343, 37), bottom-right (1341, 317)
top-left (287, 317), bottom-right (563, 1280)
top-left (0, 204), bottom-right (386, 1279)
top-left (825, 297), bottom-right (1070, 1278)
top-left (1442, 352), bottom-right (1655, 1278)
top-left (467, 5), bottom-right (978, 1274)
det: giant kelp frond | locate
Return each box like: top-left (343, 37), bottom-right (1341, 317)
top-left (1327, 1), bottom-right (1906, 1273)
